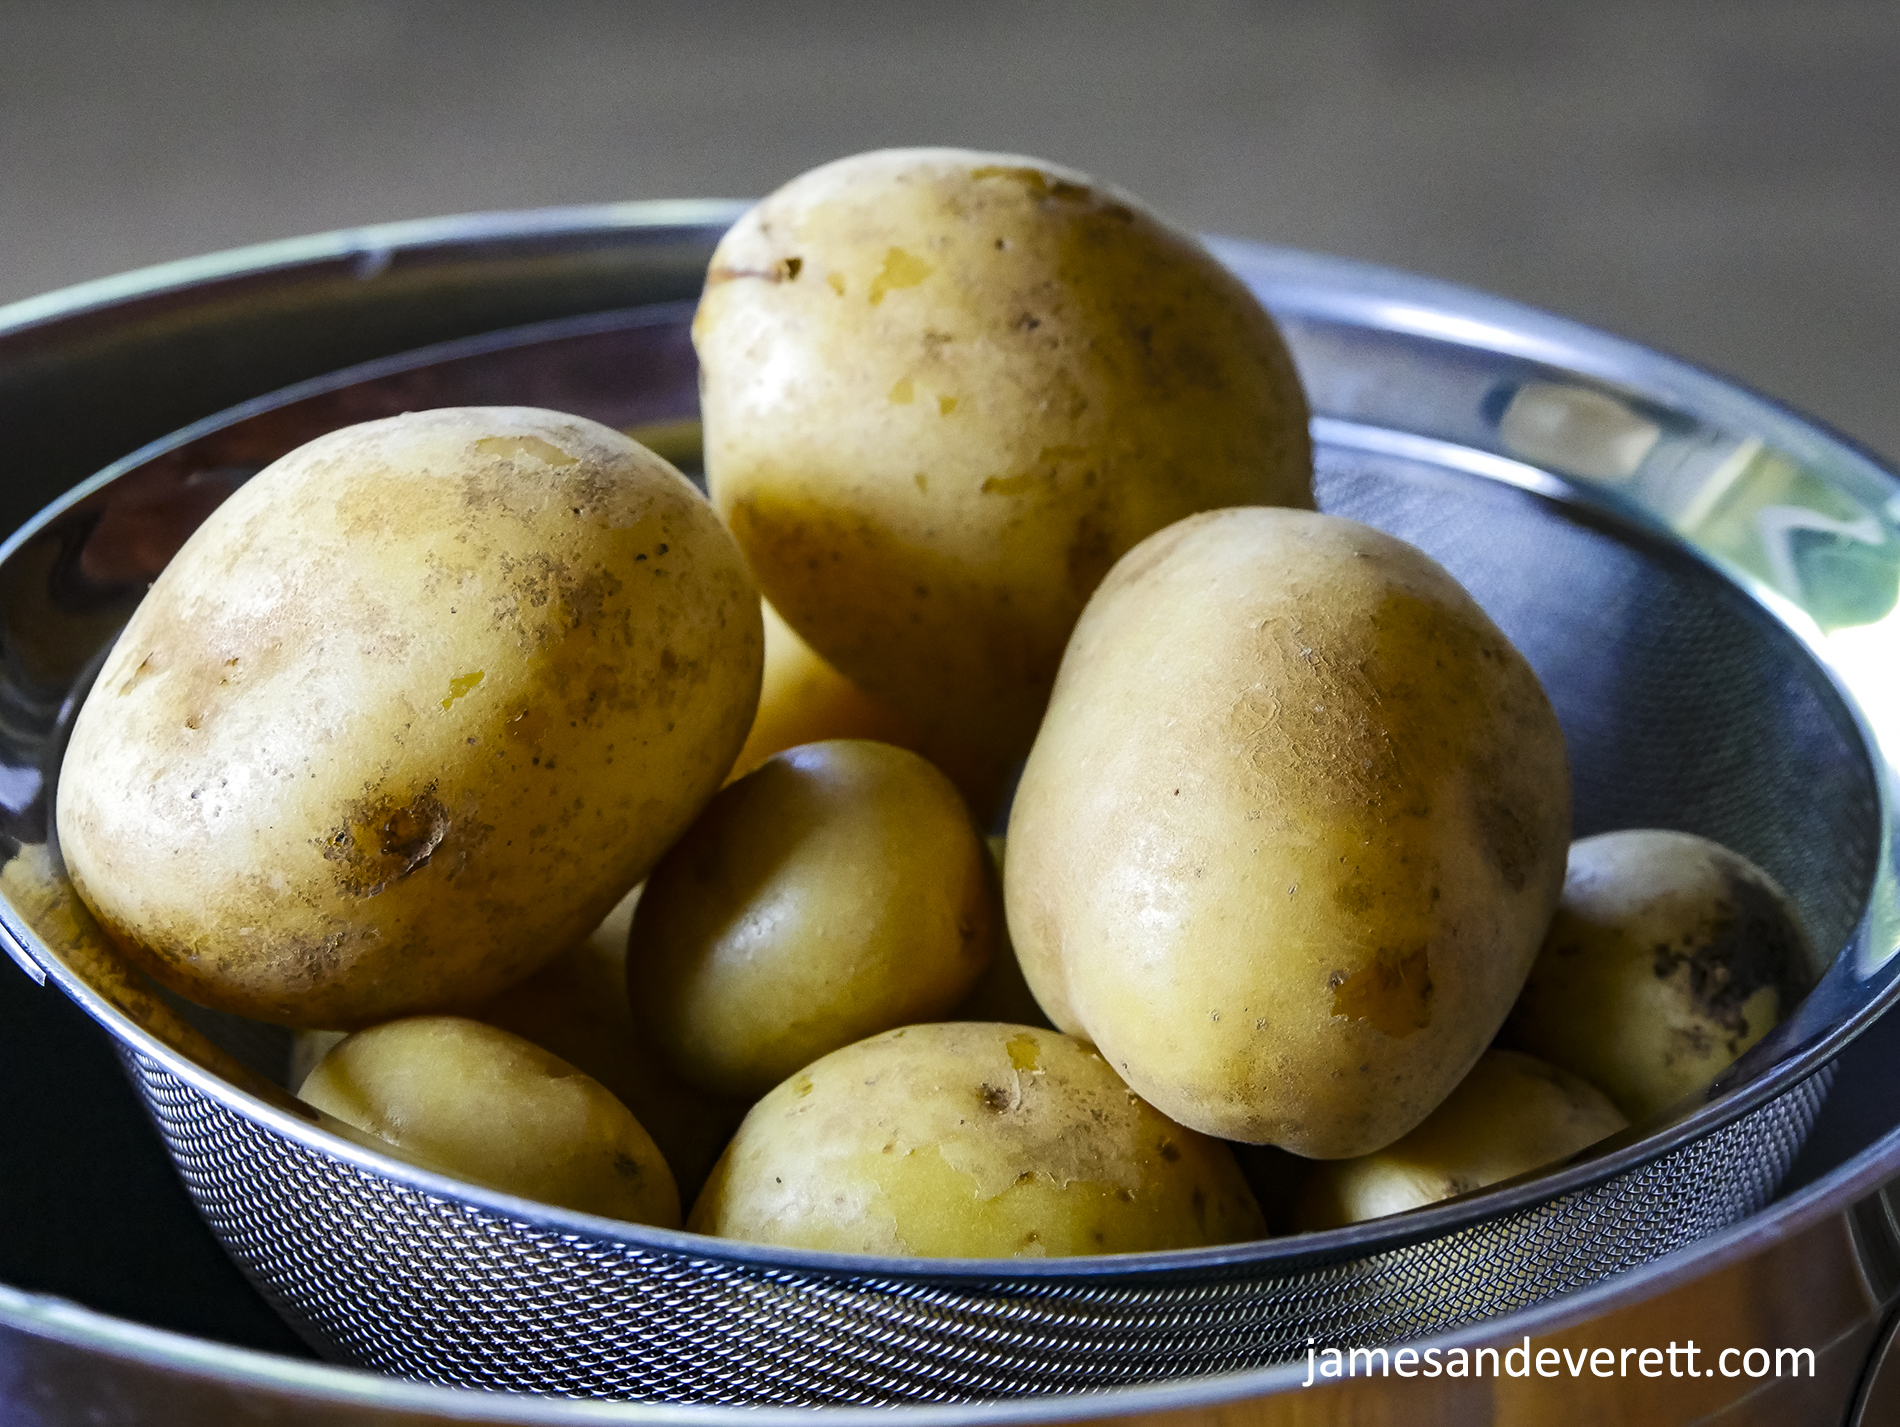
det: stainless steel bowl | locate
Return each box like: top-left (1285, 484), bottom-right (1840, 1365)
top-left (2, 206), bottom-right (1897, 1422)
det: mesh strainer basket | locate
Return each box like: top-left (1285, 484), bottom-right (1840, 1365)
top-left (2, 217), bottom-right (1896, 1408)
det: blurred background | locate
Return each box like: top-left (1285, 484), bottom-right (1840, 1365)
top-left (3, 0), bottom-right (1897, 463)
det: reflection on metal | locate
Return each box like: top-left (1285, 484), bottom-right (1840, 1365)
top-left (1309, 418), bottom-right (1573, 499)
top-left (1497, 382), bottom-right (1661, 481)
top-left (1681, 449), bottom-right (1899, 632)
top-left (1849, 1308), bottom-right (1900, 1427)
top-left (0, 918), bottom-right (44, 985)
top-left (1848, 1183), bottom-right (1900, 1307)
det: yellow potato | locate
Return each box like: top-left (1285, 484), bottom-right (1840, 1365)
top-left (728, 598), bottom-right (924, 781)
top-left (466, 885), bottom-right (746, 1204)
top-left (729, 598), bottom-right (1010, 818)
top-left (298, 1015), bottom-right (680, 1227)
top-left (691, 1022), bottom-right (1265, 1257)
top-left (1297, 1049), bottom-right (1626, 1228)
top-left (1006, 508), bottom-right (1571, 1158)
top-left (56, 407), bottom-right (762, 1028)
top-left (1500, 829), bottom-right (1818, 1121)
top-left (629, 740), bottom-right (996, 1099)
top-left (696, 147), bottom-right (1312, 775)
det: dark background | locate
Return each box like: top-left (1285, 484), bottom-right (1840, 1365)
top-left (4, 0), bottom-right (1898, 464)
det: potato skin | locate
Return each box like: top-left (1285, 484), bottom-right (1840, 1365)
top-left (727, 598), bottom-right (926, 782)
top-left (1006, 508), bottom-right (1571, 1158)
top-left (1296, 1049), bottom-right (1626, 1229)
top-left (57, 407), bottom-right (762, 1028)
top-left (690, 1022), bottom-right (1265, 1257)
top-left (467, 885), bottom-right (747, 1205)
top-left (728, 598), bottom-right (1010, 818)
top-left (1500, 829), bottom-right (1817, 1121)
top-left (299, 1015), bottom-right (680, 1226)
top-left (629, 740), bottom-right (996, 1100)
top-left (696, 147), bottom-right (1312, 771)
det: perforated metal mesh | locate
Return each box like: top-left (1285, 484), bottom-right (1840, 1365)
top-left (122, 1047), bottom-right (1832, 1404)
top-left (113, 444), bottom-right (1876, 1405)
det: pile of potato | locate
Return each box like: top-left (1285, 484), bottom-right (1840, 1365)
top-left (55, 149), bottom-right (1819, 1256)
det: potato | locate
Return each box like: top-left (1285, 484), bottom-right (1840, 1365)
top-left (728, 598), bottom-right (924, 781)
top-left (690, 1022), bottom-right (1265, 1257)
top-left (1296, 1049), bottom-right (1626, 1229)
top-left (298, 1015), bottom-right (680, 1226)
top-left (695, 147), bottom-right (1312, 777)
top-left (1500, 829), bottom-right (1818, 1121)
top-left (729, 598), bottom-right (1009, 818)
top-left (467, 885), bottom-right (746, 1203)
top-left (628, 740), bottom-right (996, 1100)
top-left (1006, 508), bottom-right (1571, 1158)
top-left (285, 892), bottom-right (748, 1198)
top-left (56, 407), bottom-right (762, 1028)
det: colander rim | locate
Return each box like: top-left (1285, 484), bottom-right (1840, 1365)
top-left (2, 209), bottom-right (1895, 1284)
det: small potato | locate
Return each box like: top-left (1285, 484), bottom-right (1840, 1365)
top-left (1500, 829), bottom-right (1818, 1121)
top-left (1296, 1049), bottom-right (1626, 1229)
top-left (691, 1023), bottom-right (1266, 1257)
top-left (298, 1015), bottom-right (680, 1227)
top-left (729, 599), bottom-right (1011, 819)
top-left (629, 740), bottom-right (996, 1100)
top-left (697, 148), bottom-right (1312, 776)
top-left (466, 886), bottom-right (746, 1204)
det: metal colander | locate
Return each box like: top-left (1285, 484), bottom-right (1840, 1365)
top-left (4, 223), bottom-right (1896, 1409)
top-left (115, 1042), bottom-right (1833, 1404)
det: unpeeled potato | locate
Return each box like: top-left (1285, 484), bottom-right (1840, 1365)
top-left (299, 1015), bottom-right (681, 1227)
top-left (1501, 829), bottom-right (1818, 1121)
top-left (466, 885), bottom-right (746, 1204)
top-left (1007, 508), bottom-right (1571, 1158)
top-left (696, 147), bottom-right (1312, 776)
top-left (728, 598), bottom-right (924, 782)
top-left (729, 598), bottom-right (1010, 818)
top-left (628, 740), bottom-right (996, 1100)
top-left (691, 1022), bottom-right (1265, 1257)
top-left (1296, 1049), bottom-right (1626, 1228)
top-left (56, 407), bottom-right (762, 1028)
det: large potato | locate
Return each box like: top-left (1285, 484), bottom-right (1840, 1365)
top-left (695, 147), bottom-right (1313, 779)
top-left (628, 739), bottom-right (995, 1100)
top-left (1500, 829), bottom-right (1818, 1121)
top-left (691, 1022), bottom-right (1265, 1257)
top-left (1006, 508), bottom-right (1571, 1158)
top-left (1296, 1049), bottom-right (1626, 1228)
top-left (299, 1015), bottom-right (680, 1226)
top-left (57, 407), bottom-right (762, 1028)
